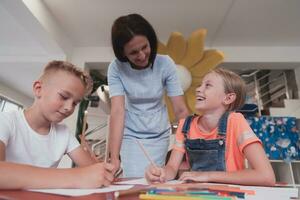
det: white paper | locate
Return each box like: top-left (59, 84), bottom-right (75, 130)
top-left (28, 184), bottom-right (133, 196)
top-left (115, 178), bottom-right (148, 185)
top-left (115, 178), bottom-right (183, 185)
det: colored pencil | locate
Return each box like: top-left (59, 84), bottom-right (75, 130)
top-left (80, 110), bottom-right (98, 161)
top-left (135, 139), bottom-right (158, 168)
top-left (81, 110), bottom-right (88, 136)
top-left (104, 128), bottom-right (109, 163)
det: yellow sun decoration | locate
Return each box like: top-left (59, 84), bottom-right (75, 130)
top-left (158, 29), bottom-right (225, 123)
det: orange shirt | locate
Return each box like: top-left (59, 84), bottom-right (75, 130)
top-left (173, 112), bottom-right (261, 171)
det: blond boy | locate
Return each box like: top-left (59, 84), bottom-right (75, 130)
top-left (0, 61), bottom-right (114, 189)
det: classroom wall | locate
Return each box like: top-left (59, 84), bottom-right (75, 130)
top-left (217, 46), bottom-right (300, 63)
top-left (71, 46), bottom-right (115, 68)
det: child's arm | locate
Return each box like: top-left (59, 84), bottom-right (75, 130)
top-left (145, 149), bottom-right (185, 183)
top-left (0, 140), bottom-right (114, 189)
top-left (179, 142), bottom-right (276, 186)
top-left (68, 146), bottom-right (97, 167)
top-left (0, 161), bottom-right (114, 189)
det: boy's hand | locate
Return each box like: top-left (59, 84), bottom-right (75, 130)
top-left (145, 165), bottom-right (166, 183)
top-left (77, 162), bottom-right (114, 188)
top-left (179, 171), bottom-right (210, 183)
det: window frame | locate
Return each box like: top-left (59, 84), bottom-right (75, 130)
top-left (0, 95), bottom-right (23, 112)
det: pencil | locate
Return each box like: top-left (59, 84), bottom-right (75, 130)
top-left (81, 110), bottom-right (88, 136)
top-left (104, 130), bottom-right (109, 163)
top-left (80, 110), bottom-right (98, 162)
top-left (135, 139), bottom-right (157, 168)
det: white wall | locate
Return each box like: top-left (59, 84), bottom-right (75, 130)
top-left (71, 46), bottom-right (115, 68)
top-left (218, 47), bottom-right (300, 63)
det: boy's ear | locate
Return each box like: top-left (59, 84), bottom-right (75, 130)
top-left (223, 93), bottom-right (236, 106)
top-left (33, 80), bottom-right (42, 98)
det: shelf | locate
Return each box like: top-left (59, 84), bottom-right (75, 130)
top-left (270, 160), bottom-right (300, 163)
top-left (271, 162), bottom-right (294, 185)
top-left (270, 160), bottom-right (300, 186)
top-left (292, 162), bottom-right (300, 185)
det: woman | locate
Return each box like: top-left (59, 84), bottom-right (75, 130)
top-left (107, 13), bottom-right (189, 177)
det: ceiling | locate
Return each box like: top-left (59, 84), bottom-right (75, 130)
top-left (0, 0), bottom-right (300, 99)
top-left (43, 0), bottom-right (300, 47)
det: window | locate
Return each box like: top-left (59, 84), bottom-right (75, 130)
top-left (0, 96), bottom-right (23, 112)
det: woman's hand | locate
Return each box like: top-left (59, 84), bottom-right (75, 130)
top-left (145, 165), bottom-right (166, 183)
top-left (179, 171), bottom-right (210, 183)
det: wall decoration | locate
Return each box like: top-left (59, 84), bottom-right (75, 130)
top-left (158, 29), bottom-right (224, 122)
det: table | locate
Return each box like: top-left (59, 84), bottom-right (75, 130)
top-left (0, 183), bottom-right (298, 200)
top-left (0, 189), bottom-right (138, 200)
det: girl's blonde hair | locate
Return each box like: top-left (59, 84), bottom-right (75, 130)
top-left (211, 68), bottom-right (246, 111)
top-left (41, 60), bottom-right (93, 96)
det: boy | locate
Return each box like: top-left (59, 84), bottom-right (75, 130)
top-left (0, 61), bottom-right (114, 189)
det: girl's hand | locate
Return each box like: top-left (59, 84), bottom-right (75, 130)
top-left (179, 171), bottom-right (210, 182)
top-left (145, 165), bottom-right (166, 183)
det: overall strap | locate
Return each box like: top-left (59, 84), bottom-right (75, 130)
top-left (181, 115), bottom-right (194, 139)
top-left (218, 112), bottom-right (230, 136)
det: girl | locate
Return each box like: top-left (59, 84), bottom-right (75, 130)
top-left (145, 68), bottom-right (275, 186)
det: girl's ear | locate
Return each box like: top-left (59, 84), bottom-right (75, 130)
top-left (33, 80), bottom-right (42, 98)
top-left (223, 93), bottom-right (236, 106)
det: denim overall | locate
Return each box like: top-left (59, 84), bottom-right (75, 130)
top-left (182, 112), bottom-right (230, 171)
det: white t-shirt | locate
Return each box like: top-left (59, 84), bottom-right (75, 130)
top-left (0, 110), bottom-right (80, 168)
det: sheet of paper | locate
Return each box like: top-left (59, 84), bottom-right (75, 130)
top-left (28, 184), bottom-right (133, 196)
top-left (115, 178), bottom-right (183, 185)
top-left (115, 178), bottom-right (148, 185)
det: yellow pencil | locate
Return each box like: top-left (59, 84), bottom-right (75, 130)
top-left (134, 139), bottom-right (157, 168)
top-left (80, 110), bottom-right (98, 162)
top-left (81, 110), bottom-right (88, 136)
top-left (104, 131), bottom-right (109, 163)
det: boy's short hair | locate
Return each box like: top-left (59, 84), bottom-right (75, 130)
top-left (212, 68), bottom-right (246, 111)
top-left (41, 60), bottom-right (93, 96)
top-left (111, 13), bottom-right (157, 64)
